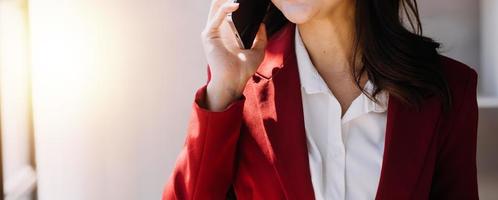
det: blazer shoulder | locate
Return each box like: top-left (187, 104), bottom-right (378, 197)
top-left (438, 55), bottom-right (478, 111)
top-left (438, 55), bottom-right (478, 87)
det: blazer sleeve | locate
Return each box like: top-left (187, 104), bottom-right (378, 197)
top-left (430, 68), bottom-right (479, 199)
top-left (162, 65), bottom-right (245, 200)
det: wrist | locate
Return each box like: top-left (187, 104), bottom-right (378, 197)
top-left (208, 78), bottom-right (244, 98)
top-left (205, 81), bottom-right (243, 111)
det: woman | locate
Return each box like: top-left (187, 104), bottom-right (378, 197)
top-left (163, 0), bottom-right (479, 199)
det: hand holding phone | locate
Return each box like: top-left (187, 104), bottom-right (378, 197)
top-left (200, 0), bottom-right (268, 111)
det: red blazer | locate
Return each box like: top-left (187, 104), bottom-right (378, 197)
top-left (163, 22), bottom-right (479, 200)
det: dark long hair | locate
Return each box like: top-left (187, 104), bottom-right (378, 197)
top-left (263, 0), bottom-right (452, 112)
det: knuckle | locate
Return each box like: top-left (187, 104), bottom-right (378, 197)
top-left (220, 3), bottom-right (231, 12)
top-left (201, 29), bottom-right (216, 41)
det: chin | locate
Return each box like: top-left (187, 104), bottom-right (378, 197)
top-left (272, 1), bottom-right (319, 24)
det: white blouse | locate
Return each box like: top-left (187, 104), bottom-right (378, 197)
top-left (294, 25), bottom-right (390, 200)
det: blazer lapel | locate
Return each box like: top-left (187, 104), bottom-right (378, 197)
top-left (375, 94), bottom-right (442, 199)
top-left (251, 22), bottom-right (316, 199)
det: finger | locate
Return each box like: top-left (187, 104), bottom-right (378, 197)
top-left (205, 2), bottom-right (239, 33)
top-left (207, 0), bottom-right (231, 22)
top-left (251, 23), bottom-right (268, 50)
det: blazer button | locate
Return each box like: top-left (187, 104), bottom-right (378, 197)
top-left (252, 75), bottom-right (261, 83)
top-left (272, 66), bottom-right (282, 75)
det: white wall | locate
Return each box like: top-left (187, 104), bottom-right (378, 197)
top-left (419, 0), bottom-right (480, 70)
top-left (0, 0), bottom-right (36, 199)
top-left (29, 0), bottom-right (210, 199)
top-left (481, 0), bottom-right (498, 96)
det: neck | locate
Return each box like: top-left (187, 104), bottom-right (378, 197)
top-left (296, 2), bottom-right (357, 75)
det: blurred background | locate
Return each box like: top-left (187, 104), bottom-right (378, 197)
top-left (0, 0), bottom-right (496, 199)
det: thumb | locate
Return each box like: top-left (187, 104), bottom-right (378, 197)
top-left (251, 23), bottom-right (268, 50)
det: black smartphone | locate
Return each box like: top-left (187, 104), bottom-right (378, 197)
top-left (227, 0), bottom-right (271, 49)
